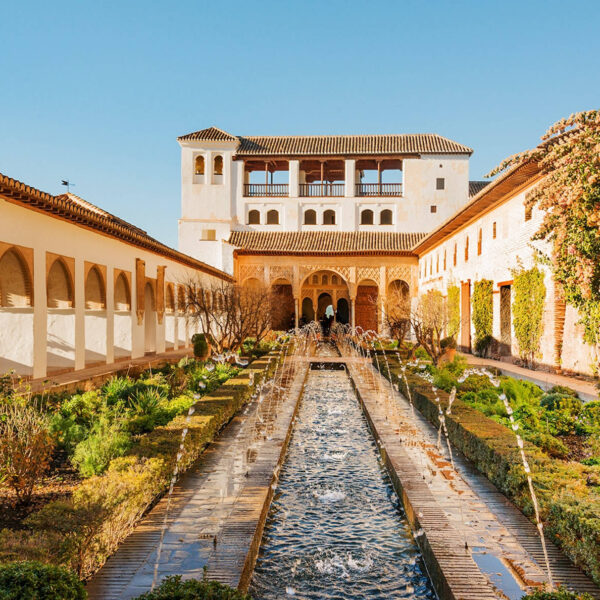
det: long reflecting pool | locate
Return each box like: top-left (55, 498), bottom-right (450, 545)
top-left (250, 364), bottom-right (435, 599)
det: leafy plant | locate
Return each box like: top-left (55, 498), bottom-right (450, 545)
top-left (0, 401), bottom-right (55, 505)
top-left (0, 561), bottom-right (87, 600)
top-left (471, 279), bottom-right (493, 356)
top-left (520, 588), bottom-right (594, 600)
top-left (447, 284), bottom-right (460, 339)
top-left (131, 575), bottom-right (252, 599)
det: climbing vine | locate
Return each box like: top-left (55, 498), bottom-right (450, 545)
top-left (512, 265), bottom-right (546, 367)
top-left (471, 279), bottom-right (493, 356)
top-left (447, 284), bottom-right (460, 339)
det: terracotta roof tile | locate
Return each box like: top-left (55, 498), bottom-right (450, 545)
top-left (228, 230), bottom-right (425, 255)
top-left (178, 126), bottom-right (238, 142)
top-left (468, 180), bottom-right (491, 197)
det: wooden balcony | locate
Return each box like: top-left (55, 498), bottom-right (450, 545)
top-left (355, 183), bottom-right (402, 197)
top-left (244, 183), bottom-right (289, 197)
top-left (299, 183), bottom-right (345, 197)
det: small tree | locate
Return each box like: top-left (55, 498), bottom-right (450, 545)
top-left (0, 401), bottom-right (54, 505)
top-left (410, 290), bottom-right (450, 365)
top-left (472, 279), bottom-right (494, 356)
top-left (512, 264), bottom-right (547, 367)
top-left (384, 282), bottom-right (411, 346)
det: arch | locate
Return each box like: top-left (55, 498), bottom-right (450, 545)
top-left (271, 283), bottom-right (294, 330)
top-left (317, 292), bottom-right (333, 320)
top-left (243, 276), bottom-right (262, 288)
top-left (177, 285), bottom-right (186, 312)
top-left (0, 248), bottom-right (32, 307)
top-left (266, 209), bottom-right (279, 225)
top-left (213, 155), bottom-right (223, 175)
top-left (300, 267), bottom-right (349, 289)
top-left (388, 279), bottom-right (410, 307)
top-left (47, 258), bottom-right (73, 308)
top-left (85, 266), bottom-right (106, 310)
top-left (360, 209), bottom-right (374, 225)
top-left (165, 283), bottom-right (175, 313)
top-left (323, 209), bottom-right (336, 225)
top-left (304, 209), bottom-right (317, 225)
top-left (194, 155), bottom-right (205, 175)
top-left (356, 283), bottom-right (378, 332)
top-left (301, 297), bottom-right (315, 322)
top-left (337, 298), bottom-right (349, 324)
top-left (248, 209), bottom-right (260, 225)
top-left (321, 274), bottom-right (328, 285)
top-left (144, 282), bottom-right (156, 353)
top-left (114, 272), bottom-right (131, 311)
top-left (380, 209), bottom-right (393, 225)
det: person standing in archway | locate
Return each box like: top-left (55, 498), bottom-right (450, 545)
top-left (324, 303), bottom-right (335, 336)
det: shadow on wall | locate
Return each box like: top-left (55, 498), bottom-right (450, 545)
top-left (0, 356), bottom-right (32, 376)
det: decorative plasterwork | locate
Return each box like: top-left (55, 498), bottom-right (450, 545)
top-left (356, 267), bottom-right (380, 286)
top-left (239, 264), bottom-right (265, 284)
top-left (386, 265), bottom-right (412, 286)
top-left (269, 266), bottom-right (294, 284)
top-left (299, 265), bottom-right (351, 283)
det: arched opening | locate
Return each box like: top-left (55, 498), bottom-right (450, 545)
top-left (114, 273), bottom-right (131, 311)
top-left (356, 279), bottom-right (378, 332)
top-left (380, 209), bottom-right (393, 225)
top-left (317, 292), bottom-right (333, 321)
top-left (266, 209), bottom-right (279, 225)
top-left (165, 284), bottom-right (175, 313)
top-left (323, 209), bottom-right (336, 225)
top-left (337, 298), bottom-right (349, 324)
top-left (0, 248), bottom-right (31, 307)
top-left (304, 209), bottom-right (317, 225)
top-left (195, 155), bottom-right (205, 175)
top-left (271, 281), bottom-right (294, 330)
top-left (248, 209), bottom-right (260, 225)
top-left (244, 277), bottom-right (262, 288)
top-left (165, 284), bottom-right (176, 350)
top-left (85, 266), bottom-right (106, 310)
top-left (144, 282), bottom-right (156, 354)
top-left (47, 259), bottom-right (73, 308)
top-left (213, 155), bottom-right (223, 175)
top-left (386, 279), bottom-right (410, 340)
top-left (176, 285), bottom-right (187, 348)
top-left (360, 209), bottom-right (374, 225)
top-left (301, 297), bottom-right (315, 323)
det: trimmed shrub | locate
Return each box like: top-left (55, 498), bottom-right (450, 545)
top-left (191, 333), bottom-right (210, 360)
top-left (131, 576), bottom-right (251, 599)
top-left (0, 561), bottom-right (86, 600)
top-left (521, 589), bottom-right (593, 600)
top-left (471, 279), bottom-right (493, 356)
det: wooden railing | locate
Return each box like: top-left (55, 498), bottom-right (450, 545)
top-left (355, 183), bottom-right (403, 197)
top-left (243, 184), bottom-right (289, 197)
top-left (299, 183), bottom-right (345, 197)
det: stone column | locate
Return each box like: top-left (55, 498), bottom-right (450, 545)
top-left (74, 257), bottom-right (85, 370)
top-left (106, 268), bottom-right (115, 364)
top-left (32, 247), bottom-right (47, 378)
top-left (345, 159), bottom-right (356, 198)
top-left (350, 297), bottom-right (356, 329)
top-left (289, 160), bottom-right (300, 197)
top-left (294, 297), bottom-right (299, 328)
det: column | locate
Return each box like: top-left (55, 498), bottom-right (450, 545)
top-left (289, 160), bottom-right (299, 197)
top-left (106, 268), bottom-right (115, 364)
top-left (32, 247), bottom-right (47, 378)
top-left (350, 297), bottom-right (356, 329)
top-left (74, 257), bottom-right (85, 370)
top-left (294, 297), bottom-right (299, 328)
top-left (345, 159), bottom-right (356, 197)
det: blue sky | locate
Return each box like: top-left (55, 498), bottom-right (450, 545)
top-left (1, 0), bottom-right (599, 248)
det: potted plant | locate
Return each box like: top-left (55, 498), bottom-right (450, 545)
top-left (440, 335), bottom-right (457, 363)
top-left (191, 333), bottom-right (211, 360)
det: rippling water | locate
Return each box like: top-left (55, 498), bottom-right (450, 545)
top-left (250, 365), bottom-right (435, 600)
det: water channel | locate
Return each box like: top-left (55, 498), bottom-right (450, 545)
top-left (250, 357), bottom-right (436, 599)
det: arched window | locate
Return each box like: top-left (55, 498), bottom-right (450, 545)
top-left (266, 209), bottom-right (279, 225)
top-left (322, 274), bottom-right (328, 285)
top-left (165, 284), bottom-right (175, 313)
top-left (114, 272), bottom-right (131, 311)
top-left (477, 228), bottom-right (482, 255)
top-left (85, 266), bottom-right (106, 310)
top-left (194, 155), bottom-right (205, 175)
top-left (177, 286), bottom-right (186, 313)
top-left (312, 275), bottom-right (318, 284)
top-left (0, 248), bottom-right (31, 307)
top-left (332, 275), bottom-right (338, 284)
top-left (213, 155), bottom-right (223, 175)
top-left (360, 209), bottom-right (374, 225)
top-left (465, 237), bottom-right (469, 262)
top-left (47, 259), bottom-right (73, 309)
top-left (380, 209), bottom-right (393, 225)
top-left (248, 209), bottom-right (260, 224)
top-left (304, 209), bottom-right (317, 225)
top-left (323, 209), bottom-right (336, 225)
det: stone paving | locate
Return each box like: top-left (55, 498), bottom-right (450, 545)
top-left (87, 357), bottom-right (309, 599)
top-left (343, 350), bottom-right (600, 599)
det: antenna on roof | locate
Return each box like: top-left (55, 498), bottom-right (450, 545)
top-left (61, 180), bottom-right (75, 193)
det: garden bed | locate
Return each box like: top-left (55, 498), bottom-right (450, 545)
top-left (376, 353), bottom-right (600, 587)
top-left (0, 349), bottom-right (284, 580)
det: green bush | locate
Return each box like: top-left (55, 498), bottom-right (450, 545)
top-left (101, 377), bottom-right (137, 406)
top-left (131, 575), bottom-right (251, 599)
top-left (0, 561), bottom-right (86, 600)
top-left (472, 279), bottom-right (493, 356)
top-left (521, 588), bottom-right (594, 599)
top-left (577, 401), bottom-right (600, 435)
top-left (547, 385), bottom-right (579, 398)
top-left (191, 333), bottom-right (210, 360)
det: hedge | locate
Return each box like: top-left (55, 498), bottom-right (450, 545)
top-left (0, 351), bottom-right (284, 580)
top-left (379, 355), bottom-right (600, 587)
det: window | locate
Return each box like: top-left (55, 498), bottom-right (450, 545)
top-left (430, 205), bottom-right (437, 213)
top-left (312, 275), bottom-right (318, 284)
top-left (477, 228), bottom-right (482, 255)
top-left (248, 210), bottom-right (260, 225)
top-left (323, 209), bottom-right (336, 225)
top-left (443, 250), bottom-right (446, 271)
top-left (525, 204), bottom-right (533, 221)
top-left (436, 177), bottom-right (445, 190)
top-left (493, 221), bottom-right (497, 239)
top-left (304, 209), bottom-right (317, 225)
top-left (213, 155), bottom-right (223, 175)
top-left (332, 275), bottom-right (338, 284)
top-left (436, 254), bottom-right (439, 273)
top-left (266, 209), bottom-right (279, 225)
top-left (194, 155), bottom-right (205, 175)
top-left (202, 229), bottom-right (216, 240)
top-left (453, 243), bottom-right (457, 266)
top-left (465, 237), bottom-right (469, 262)
top-left (322, 275), bottom-right (328, 284)
top-left (360, 209), bottom-right (374, 225)
top-left (380, 209), bottom-right (393, 225)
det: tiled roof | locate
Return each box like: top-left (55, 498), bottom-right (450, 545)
top-left (0, 172), bottom-right (232, 280)
top-left (178, 126), bottom-right (238, 142)
top-left (229, 231), bottom-right (426, 255)
top-left (178, 129), bottom-right (473, 156)
top-left (469, 180), bottom-right (491, 197)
